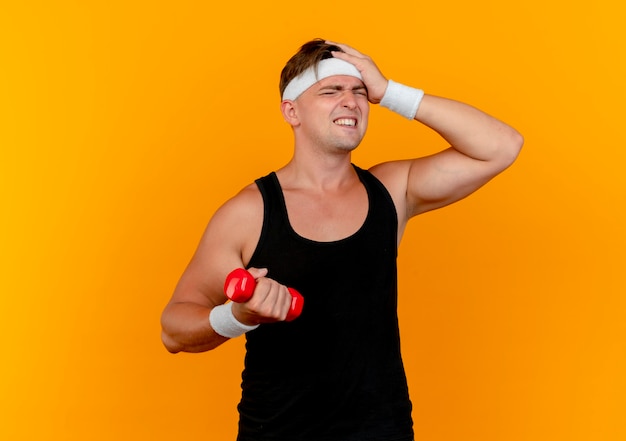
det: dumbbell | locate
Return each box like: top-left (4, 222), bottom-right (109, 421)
top-left (224, 268), bottom-right (304, 321)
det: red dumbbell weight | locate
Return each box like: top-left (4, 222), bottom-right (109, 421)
top-left (224, 268), bottom-right (304, 321)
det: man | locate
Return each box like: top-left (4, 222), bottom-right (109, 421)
top-left (161, 39), bottom-right (523, 441)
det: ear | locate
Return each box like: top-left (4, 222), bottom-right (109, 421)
top-left (280, 100), bottom-right (300, 127)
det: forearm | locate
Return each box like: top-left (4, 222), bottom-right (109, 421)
top-left (160, 302), bottom-right (228, 353)
top-left (415, 94), bottom-right (523, 166)
top-left (329, 44), bottom-right (523, 165)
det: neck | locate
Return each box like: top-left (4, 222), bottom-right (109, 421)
top-left (277, 148), bottom-right (358, 191)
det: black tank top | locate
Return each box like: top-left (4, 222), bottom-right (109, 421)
top-left (237, 165), bottom-right (414, 441)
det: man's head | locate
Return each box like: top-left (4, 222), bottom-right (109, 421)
top-left (279, 39), bottom-right (362, 101)
top-left (279, 39), bottom-right (369, 154)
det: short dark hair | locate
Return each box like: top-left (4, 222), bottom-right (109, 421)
top-left (279, 38), bottom-right (343, 98)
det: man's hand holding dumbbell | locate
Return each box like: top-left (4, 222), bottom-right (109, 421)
top-left (209, 267), bottom-right (304, 338)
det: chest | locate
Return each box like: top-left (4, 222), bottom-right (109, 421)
top-left (283, 184), bottom-right (369, 242)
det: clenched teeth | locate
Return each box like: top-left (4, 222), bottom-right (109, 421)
top-left (334, 118), bottom-right (356, 127)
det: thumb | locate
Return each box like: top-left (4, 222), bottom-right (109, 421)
top-left (247, 267), bottom-right (269, 279)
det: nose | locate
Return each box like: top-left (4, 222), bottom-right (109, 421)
top-left (341, 91), bottom-right (358, 109)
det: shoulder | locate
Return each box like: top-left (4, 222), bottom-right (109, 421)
top-left (368, 159), bottom-right (411, 184)
top-left (217, 181), bottom-right (264, 220)
top-left (368, 161), bottom-right (412, 212)
top-left (200, 181), bottom-right (265, 267)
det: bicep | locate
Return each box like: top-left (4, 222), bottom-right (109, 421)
top-left (168, 186), bottom-right (264, 309)
top-left (168, 225), bottom-right (240, 311)
top-left (407, 147), bottom-right (499, 216)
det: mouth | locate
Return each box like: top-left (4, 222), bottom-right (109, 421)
top-left (333, 117), bottom-right (357, 127)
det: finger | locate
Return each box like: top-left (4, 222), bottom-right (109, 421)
top-left (247, 267), bottom-right (268, 279)
top-left (273, 285), bottom-right (295, 321)
top-left (329, 48), bottom-right (375, 74)
top-left (251, 277), bottom-right (273, 301)
top-left (325, 40), bottom-right (364, 57)
top-left (329, 50), bottom-right (366, 73)
top-left (251, 281), bottom-right (291, 322)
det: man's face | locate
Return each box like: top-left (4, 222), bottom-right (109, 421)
top-left (292, 75), bottom-right (369, 153)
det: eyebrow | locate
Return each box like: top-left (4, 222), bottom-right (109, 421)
top-left (318, 84), bottom-right (367, 92)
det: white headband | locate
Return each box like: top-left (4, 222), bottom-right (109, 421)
top-left (282, 57), bottom-right (363, 101)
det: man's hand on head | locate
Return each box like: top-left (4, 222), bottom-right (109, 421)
top-left (326, 41), bottom-right (388, 104)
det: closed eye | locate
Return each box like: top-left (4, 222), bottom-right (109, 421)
top-left (319, 87), bottom-right (340, 95)
top-left (318, 86), bottom-right (368, 97)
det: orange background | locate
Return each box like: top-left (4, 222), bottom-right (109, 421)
top-left (1, 1), bottom-right (624, 440)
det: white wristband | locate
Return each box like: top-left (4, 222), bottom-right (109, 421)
top-left (209, 302), bottom-right (259, 339)
top-left (379, 79), bottom-right (424, 120)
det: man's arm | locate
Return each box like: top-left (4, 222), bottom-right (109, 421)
top-left (160, 185), bottom-right (293, 353)
top-left (330, 42), bottom-right (523, 228)
top-left (370, 93), bottom-right (523, 229)
top-left (401, 93), bottom-right (523, 217)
